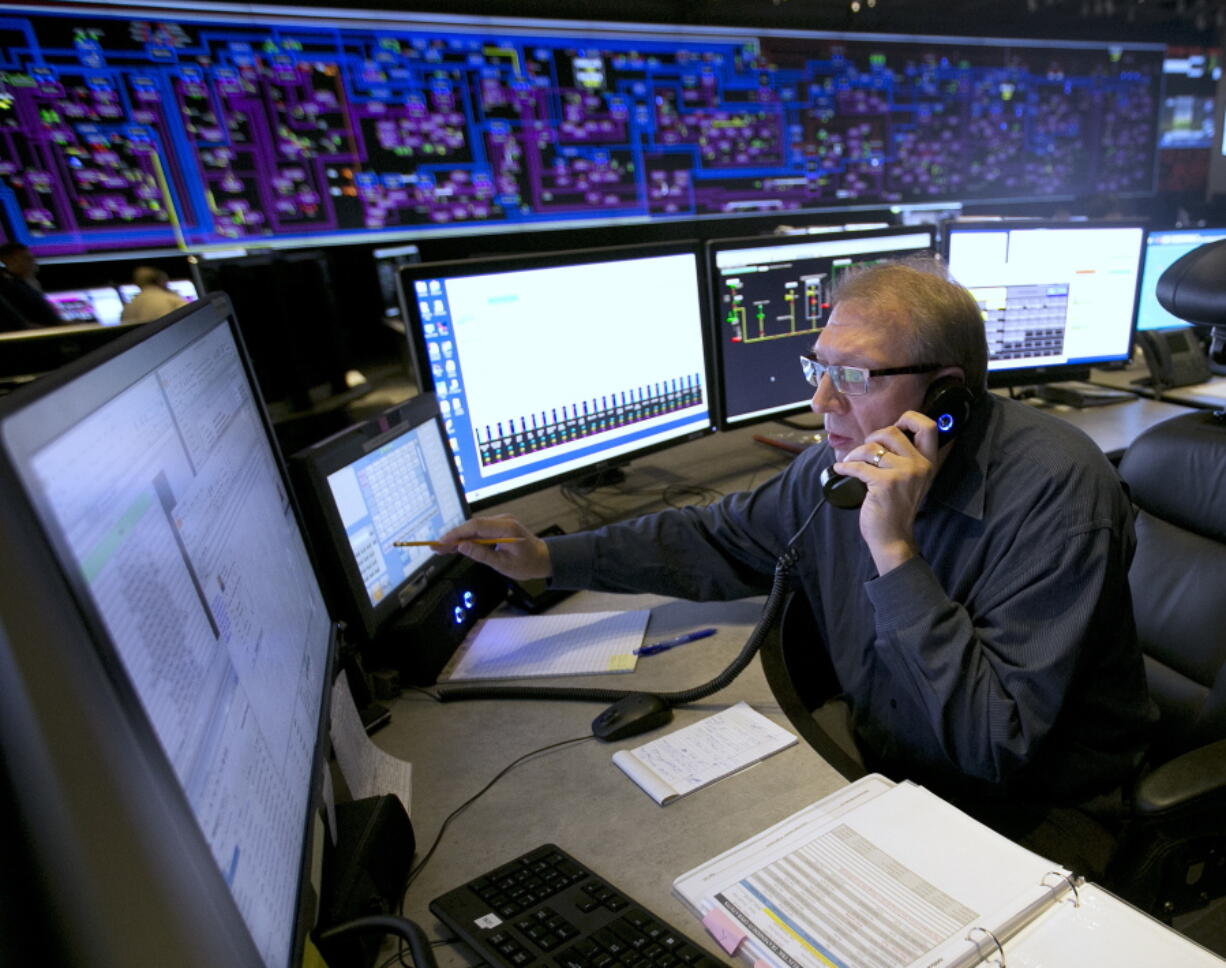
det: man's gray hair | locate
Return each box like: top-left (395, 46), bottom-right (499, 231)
top-left (830, 255), bottom-right (989, 391)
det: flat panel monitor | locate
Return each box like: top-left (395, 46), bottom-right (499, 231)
top-left (943, 221), bottom-right (1147, 387)
top-left (292, 393), bottom-right (468, 642)
top-left (1135, 227), bottom-right (1226, 330)
top-left (707, 227), bottom-right (936, 428)
top-left (0, 293), bottom-right (336, 967)
top-left (45, 286), bottom-right (126, 326)
top-left (400, 242), bottom-right (715, 508)
top-left (0, 4), bottom-right (1161, 258)
top-left (119, 278), bottom-right (201, 305)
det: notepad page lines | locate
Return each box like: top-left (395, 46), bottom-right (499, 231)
top-left (446, 610), bottom-right (647, 680)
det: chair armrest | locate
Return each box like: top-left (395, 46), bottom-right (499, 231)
top-left (1133, 737), bottom-right (1226, 817)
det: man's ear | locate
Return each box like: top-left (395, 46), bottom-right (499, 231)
top-left (933, 365), bottom-right (966, 386)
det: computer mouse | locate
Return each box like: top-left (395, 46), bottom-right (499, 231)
top-left (591, 693), bottom-right (673, 741)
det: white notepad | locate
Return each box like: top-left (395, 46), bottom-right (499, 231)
top-left (441, 609), bottom-right (648, 681)
top-left (613, 701), bottom-right (798, 805)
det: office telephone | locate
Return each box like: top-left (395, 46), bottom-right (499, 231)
top-left (819, 377), bottom-right (976, 510)
top-left (1137, 327), bottom-right (1211, 389)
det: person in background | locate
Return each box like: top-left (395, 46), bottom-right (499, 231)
top-left (0, 242), bottom-right (61, 329)
top-left (120, 266), bottom-right (187, 324)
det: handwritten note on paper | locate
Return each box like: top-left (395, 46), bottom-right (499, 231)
top-left (612, 701), bottom-right (798, 805)
top-left (441, 609), bottom-right (648, 681)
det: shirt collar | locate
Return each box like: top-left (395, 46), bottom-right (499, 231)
top-left (923, 391), bottom-right (994, 521)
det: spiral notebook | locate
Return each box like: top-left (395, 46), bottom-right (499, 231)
top-left (674, 774), bottom-right (1224, 968)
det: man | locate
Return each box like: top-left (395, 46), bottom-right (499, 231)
top-left (438, 258), bottom-right (1155, 819)
top-left (120, 266), bottom-right (188, 324)
top-left (0, 242), bottom-right (61, 329)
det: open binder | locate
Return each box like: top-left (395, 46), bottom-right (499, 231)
top-left (673, 774), bottom-right (1224, 968)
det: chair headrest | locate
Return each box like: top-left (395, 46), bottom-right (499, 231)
top-left (1118, 412), bottom-right (1226, 542)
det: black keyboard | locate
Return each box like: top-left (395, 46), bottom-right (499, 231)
top-left (429, 843), bottom-right (728, 968)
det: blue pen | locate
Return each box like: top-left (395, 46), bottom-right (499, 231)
top-left (634, 627), bottom-right (717, 657)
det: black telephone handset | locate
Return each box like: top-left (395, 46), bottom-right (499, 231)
top-left (1137, 327), bottom-right (1211, 389)
top-left (819, 378), bottom-right (975, 510)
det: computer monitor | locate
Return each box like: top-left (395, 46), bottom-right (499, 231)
top-left (45, 286), bottom-right (126, 325)
top-left (943, 221), bottom-right (1147, 387)
top-left (1135, 227), bottom-right (1226, 331)
top-left (119, 278), bottom-right (200, 305)
top-left (372, 243), bottom-right (422, 328)
top-left (0, 294), bottom-right (336, 967)
top-left (400, 242), bottom-right (715, 508)
top-left (707, 227), bottom-right (936, 428)
top-left (292, 393), bottom-right (468, 643)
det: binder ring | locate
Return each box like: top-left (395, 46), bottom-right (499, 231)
top-left (966, 925), bottom-right (1006, 967)
top-left (1042, 870), bottom-right (1082, 907)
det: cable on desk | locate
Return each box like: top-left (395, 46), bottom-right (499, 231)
top-left (404, 733), bottom-right (593, 892)
top-left (562, 479), bottom-right (723, 529)
top-left (659, 482), bottom-right (723, 509)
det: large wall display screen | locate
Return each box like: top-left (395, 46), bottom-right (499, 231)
top-left (0, 3), bottom-right (1163, 256)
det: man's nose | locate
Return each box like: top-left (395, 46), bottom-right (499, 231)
top-left (810, 373), bottom-right (845, 415)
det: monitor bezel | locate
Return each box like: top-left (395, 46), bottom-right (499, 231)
top-left (1134, 225), bottom-right (1226, 332)
top-left (942, 219), bottom-right (1148, 389)
top-left (292, 392), bottom-right (470, 643)
top-left (398, 240), bottom-right (718, 509)
top-left (705, 225), bottom-right (938, 430)
top-left (0, 292), bottom-right (337, 968)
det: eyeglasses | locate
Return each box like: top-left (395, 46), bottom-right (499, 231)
top-left (799, 353), bottom-right (944, 396)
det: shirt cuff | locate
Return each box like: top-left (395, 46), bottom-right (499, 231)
top-left (863, 556), bottom-right (947, 631)
top-left (543, 532), bottom-right (596, 589)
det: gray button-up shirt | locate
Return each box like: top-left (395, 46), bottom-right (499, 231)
top-left (548, 393), bottom-right (1156, 803)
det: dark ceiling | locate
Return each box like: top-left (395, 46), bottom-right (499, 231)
top-left (241, 0), bottom-right (1222, 46)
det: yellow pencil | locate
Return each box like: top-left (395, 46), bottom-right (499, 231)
top-left (393, 538), bottom-right (522, 547)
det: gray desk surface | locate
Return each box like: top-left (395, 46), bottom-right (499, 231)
top-left (378, 590), bottom-right (848, 965)
top-left (1091, 362), bottom-right (1226, 411)
top-left (1012, 392), bottom-right (1193, 457)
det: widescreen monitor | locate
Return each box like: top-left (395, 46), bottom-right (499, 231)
top-left (708, 227), bottom-right (936, 427)
top-left (1135, 227), bottom-right (1226, 331)
top-left (0, 294), bottom-right (336, 967)
top-left (292, 393), bottom-right (467, 642)
top-left (0, 3), bottom-right (1162, 257)
top-left (46, 286), bottom-right (126, 326)
top-left (400, 242), bottom-right (715, 508)
top-left (943, 221), bottom-right (1147, 387)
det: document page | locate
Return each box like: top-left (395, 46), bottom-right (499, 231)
top-left (1005, 883), bottom-right (1226, 967)
top-left (675, 778), bottom-right (1064, 968)
top-left (612, 701), bottom-right (797, 805)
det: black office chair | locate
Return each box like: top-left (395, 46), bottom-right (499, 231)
top-left (1101, 409), bottom-right (1226, 919)
top-left (761, 409), bottom-right (1226, 922)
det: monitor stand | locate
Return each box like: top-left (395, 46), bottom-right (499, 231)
top-left (569, 462), bottom-right (628, 491)
top-left (1033, 381), bottom-right (1137, 408)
